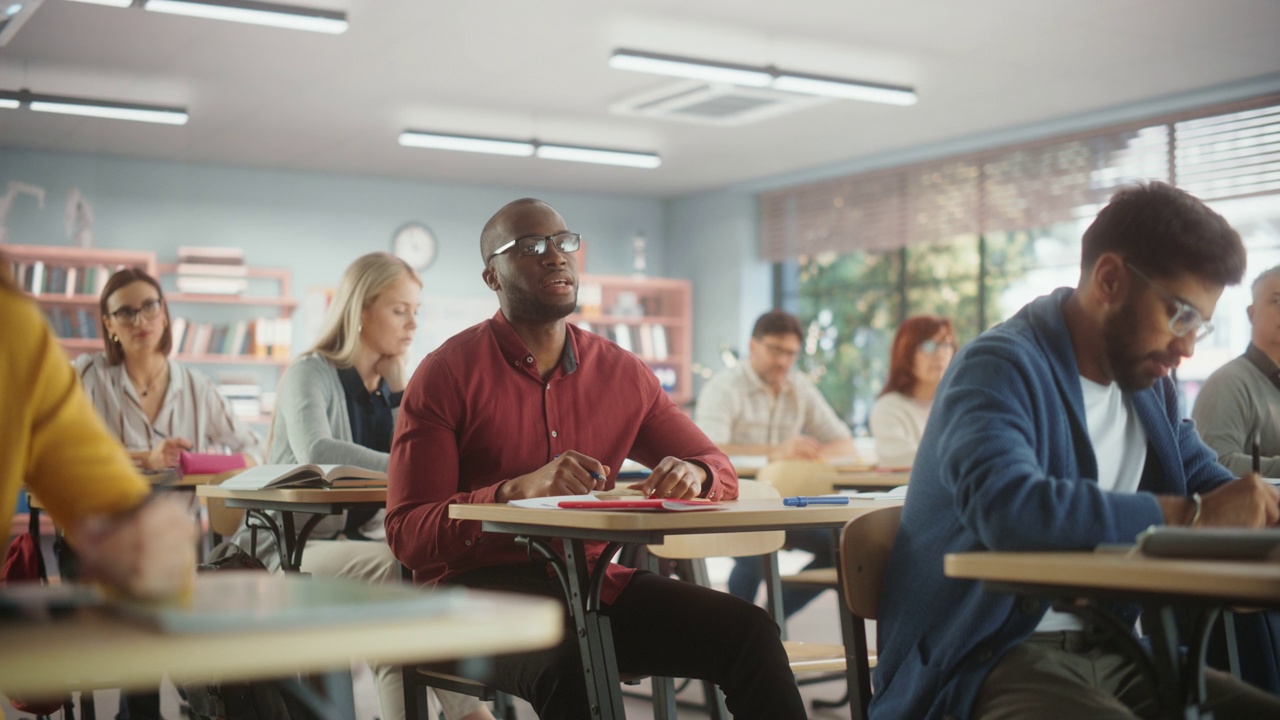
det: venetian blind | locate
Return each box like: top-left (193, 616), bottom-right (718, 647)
top-left (760, 95), bottom-right (1280, 262)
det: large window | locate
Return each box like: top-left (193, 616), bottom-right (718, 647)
top-left (769, 97), bottom-right (1280, 432)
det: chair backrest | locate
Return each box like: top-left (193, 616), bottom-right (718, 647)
top-left (755, 460), bottom-right (833, 497)
top-left (646, 479), bottom-right (785, 559)
top-left (840, 504), bottom-right (903, 620)
top-left (205, 469), bottom-right (249, 538)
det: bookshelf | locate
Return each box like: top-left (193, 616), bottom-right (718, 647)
top-left (158, 262), bottom-right (298, 426)
top-left (571, 274), bottom-right (693, 406)
top-left (5, 244), bottom-right (158, 361)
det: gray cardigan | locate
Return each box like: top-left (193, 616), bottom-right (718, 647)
top-left (230, 353), bottom-right (395, 569)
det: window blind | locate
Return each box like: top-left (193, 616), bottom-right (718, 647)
top-left (760, 95), bottom-right (1280, 262)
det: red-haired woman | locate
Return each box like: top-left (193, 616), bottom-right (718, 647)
top-left (870, 314), bottom-right (956, 468)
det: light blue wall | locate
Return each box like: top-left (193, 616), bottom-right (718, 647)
top-left (664, 188), bottom-right (771, 397)
top-left (0, 148), bottom-right (667, 361)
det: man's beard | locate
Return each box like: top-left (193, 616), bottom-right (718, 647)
top-left (1102, 294), bottom-right (1171, 392)
top-left (504, 275), bottom-right (576, 323)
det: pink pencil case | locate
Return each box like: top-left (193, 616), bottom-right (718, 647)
top-left (178, 452), bottom-right (247, 475)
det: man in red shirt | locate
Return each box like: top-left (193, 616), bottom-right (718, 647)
top-left (386, 198), bottom-right (806, 718)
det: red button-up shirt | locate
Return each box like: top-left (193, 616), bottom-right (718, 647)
top-left (386, 311), bottom-right (737, 603)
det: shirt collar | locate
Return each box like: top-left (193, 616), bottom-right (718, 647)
top-left (740, 362), bottom-right (792, 395)
top-left (336, 365), bottom-right (390, 402)
top-left (487, 311), bottom-right (579, 379)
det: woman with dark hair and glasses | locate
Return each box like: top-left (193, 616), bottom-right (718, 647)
top-left (73, 267), bottom-right (261, 471)
top-left (869, 314), bottom-right (956, 468)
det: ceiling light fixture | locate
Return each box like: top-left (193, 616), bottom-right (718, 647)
top-left (144, 0), bottom-right (346, 33)
top-left (610, 48), bottom-right (917, 107)
top-left (0, 0), bottom-right (44, 47)
top-left (64, 0), bottom-right (132, 7)
top-left (0, 89), bottom-right (189, 124)
top-left (398, 131), bottom-right (534, 157)
top-left (399, 130), bottom-right (661, 169)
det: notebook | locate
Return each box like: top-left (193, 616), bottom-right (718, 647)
top-left (179, 451), bottom-right (247, 475)
top-left (218, 464), bottom-right (386, 490)
top-left (1133, 526), bottom-right (1280, 561)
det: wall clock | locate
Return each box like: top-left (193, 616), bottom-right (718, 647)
top-left (392, 222), bottom-right (437, 272)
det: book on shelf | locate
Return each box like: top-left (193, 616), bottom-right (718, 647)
top-left (177, 246), bottom-right (245, 265)
top-left (638, 323), bottom-right (655, 359)
top-left (219, 464), bottom-right (386, 490)
top-left (175, 276), bottom-right (249, 295)
top-left (651, 324), bottom-right (669, 361)
top-left (613, 324), bottom-right (634, 353)
top-left (176, 262), bottom-right (248, 277)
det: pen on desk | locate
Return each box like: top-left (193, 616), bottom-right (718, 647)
top-left (783, 496), bottom-right (851, 507)
top-left (1253, 441), bottom-right (1261, 475)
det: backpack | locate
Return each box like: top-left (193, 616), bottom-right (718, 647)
top-left (3, 509), bottom-right (73, 718)
top-left (180, 542), bottom-right (318, 720)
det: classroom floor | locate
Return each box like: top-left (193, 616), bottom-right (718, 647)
top-left (3, 553), bottom-right (865, 720)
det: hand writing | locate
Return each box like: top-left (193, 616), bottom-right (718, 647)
top-left (1198, 474), bottom-right (1280, 528)
top-left (773, 436), bottom-right (823, 461)
top-left (147, 437), bottom-right (193, 471)
top-left (497, 450), bottom-right (610, 501)
top-left (74, 493), bottom-right (197, 601)
top-left (638, 456), bottom-right (706, 500)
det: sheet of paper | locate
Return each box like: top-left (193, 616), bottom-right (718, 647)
top-left (840, 485), bottom-right (908, 500)
top-left (507, 494), bottom-right (599, 509)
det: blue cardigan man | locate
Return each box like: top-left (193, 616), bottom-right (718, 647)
top-left (873, 182), bottom-right (1280, 720)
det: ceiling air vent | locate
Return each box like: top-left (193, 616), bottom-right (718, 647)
top-left (611, 80), bottom-right (831, 127)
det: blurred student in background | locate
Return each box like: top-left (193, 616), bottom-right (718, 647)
top-left (869, 314), bottom-right (956, 468)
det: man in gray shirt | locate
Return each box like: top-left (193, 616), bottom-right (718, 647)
top-left (1191, 262), bottom-right (1280, 695)
top-left (1193, 263), bottom-right (1280, 475)
top-left (695, 309), bottom-right (853, 616)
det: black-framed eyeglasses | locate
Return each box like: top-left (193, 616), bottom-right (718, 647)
top-left (1125, 263), bottom-right (1214, 340)
top-left (488, 232), bottom-right (582, 263)
top-left (107, 298), bottom-right (164, 325)
top-left (759, 341), bottom-right (800, 360)
top-left (919, 339), bottom-right (957, 355)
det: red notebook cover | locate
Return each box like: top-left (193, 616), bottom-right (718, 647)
top-left (557, 499), bottom-right (724, 512)
top-left (178, 452), bottom-right (247, 476)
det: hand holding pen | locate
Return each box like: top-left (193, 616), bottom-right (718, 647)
top-left (496, 450), bottom-right (610, 501)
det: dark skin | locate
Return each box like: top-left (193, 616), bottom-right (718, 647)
top-left (1062, 252), bottom-right (1279, 528)
top-left (481, 199), bottom-right (708, 502)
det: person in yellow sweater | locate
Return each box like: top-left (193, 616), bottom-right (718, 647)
top-left (1, 255), bottom-right (195, 601)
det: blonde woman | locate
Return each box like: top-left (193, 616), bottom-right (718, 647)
top-left (231, 251), bottom-right (493, 720)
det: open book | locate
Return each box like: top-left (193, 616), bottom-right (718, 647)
top-left (219, 464), bottom-right (387, 490)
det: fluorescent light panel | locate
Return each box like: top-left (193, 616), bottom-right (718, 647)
top-left (400, 130), bottom-right (660, 169)
top-left (144, 0), bottom-right (347, 33)
top-left (536, 143), bottom-right (661, 169)
top-left (609, 48), bottom-right (917, 106)
top-left (609, 49), bottom-right (771, 88)
top-left (0, 89), bottom-right (189, 124)
top-left (399, 131), bottom-right (533, 157)
top-left (64, 0), bottom-right (133, 7)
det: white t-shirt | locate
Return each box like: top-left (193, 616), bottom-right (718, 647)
top-left (1034, 375), bottom-right (1147, 633)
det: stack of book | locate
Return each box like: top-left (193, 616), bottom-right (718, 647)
top-left (175, 247), bottom-right (248, 295)
top-left (217, 380), bottom-right (263, 420)
top-left (10, 260), bottom-right (128, 297)
top-left (169, 316), bottom-right (292, 358)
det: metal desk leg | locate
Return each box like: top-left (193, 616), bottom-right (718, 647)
top-left (643, 550), bottom-right (678, 720)
top-left (562, 538), bottom-right (628, 719)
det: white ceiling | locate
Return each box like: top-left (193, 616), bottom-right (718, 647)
top-left (1, 0), bottom-right (1278, 198)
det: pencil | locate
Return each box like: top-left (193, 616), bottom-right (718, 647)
top-left (1253, 441), bottom-right (1261, 475)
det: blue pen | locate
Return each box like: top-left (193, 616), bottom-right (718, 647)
top-left (554, 453), bottom-right (605, 483)
top-left (783, 496), bottom-right (851, 507)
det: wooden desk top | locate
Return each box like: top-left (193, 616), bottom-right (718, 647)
top-left (451, 497), bottom-right (897, 540)
top-left (196, 486), bottom-right (388, 504)
top-left (0, 575), bottom-right (561, 697)
top-left (946, 551), bottom-right (1280, 605)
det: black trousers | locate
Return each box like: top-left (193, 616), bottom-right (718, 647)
top-left (451, 563), bottom-right (807, 719)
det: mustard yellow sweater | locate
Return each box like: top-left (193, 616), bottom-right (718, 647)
top-left (1, 286), bottom-right (148, 544)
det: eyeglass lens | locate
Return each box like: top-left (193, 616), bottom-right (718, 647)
top-left (111, 299), bottom-right (162, 324)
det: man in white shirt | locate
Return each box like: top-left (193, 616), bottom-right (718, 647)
top-left (695, 309), bottom-right (854, 616)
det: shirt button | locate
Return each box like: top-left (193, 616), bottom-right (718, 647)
top-left (464, 540), bottom-right (472, 546)
top-left (525, 356), bottom-right (534, 364)
top-left (551, 431), bottom-right (558, 438)
top-left (545, 384), bottom-right (550, 391)
top-left (513, 361), bottom-right (520, 368)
